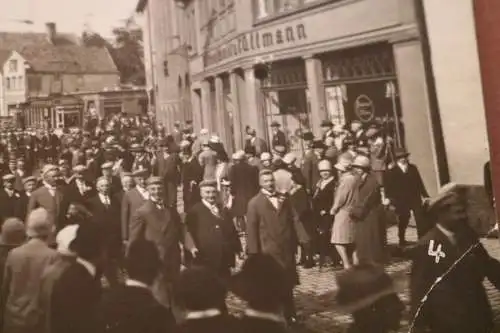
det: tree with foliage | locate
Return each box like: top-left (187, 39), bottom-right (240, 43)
top-left (82, 21), bottom-right (145, 86)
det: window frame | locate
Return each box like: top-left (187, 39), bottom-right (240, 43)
top-left (253, 0), bottom-right (342, 24)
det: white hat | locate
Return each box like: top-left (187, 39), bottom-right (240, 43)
top-left (41, 164), bottom-right (58, 177)
top-left (318, 159), bottom-right (332, 172)
top-left (282, 153), bottom-right (296, 165)
top-left (200, 128), bottom-right (209, 135)
top-left (209, 135), bottom-right (220, 143)
top-left (260, 152), bottom-right (272, 161)
top-left (56, 224), bottom-right (79, 256)
top-left (232, 150), bottom-right (245, 160)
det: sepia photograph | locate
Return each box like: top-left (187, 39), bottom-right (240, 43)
top-left (0, 0), bottom-right (499, 332)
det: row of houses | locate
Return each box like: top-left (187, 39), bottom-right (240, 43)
top-left (0, 23), bottom-right (147, 129)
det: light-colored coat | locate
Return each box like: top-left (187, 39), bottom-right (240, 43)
top-left (331, 172), bottom-right (359, 226)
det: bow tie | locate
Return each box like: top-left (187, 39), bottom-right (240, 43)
top-left (266, 192), bottom-right (279, 198)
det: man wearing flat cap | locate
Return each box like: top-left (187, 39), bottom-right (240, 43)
top-left (246, 169), bottom-right (310, 325)
top-left (27, 164), bottom-right (69, 232)
top-left (0, 174), bottom-right (24, 223)
top-left (129, 176), bottom-right (186, 309)
top-left (184, 179), bottom-right (242, 280)
top-left (407, 183), bottom-right (500, 333)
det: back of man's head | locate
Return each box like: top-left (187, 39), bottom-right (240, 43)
top-left (126, 239), bottom-right (160, 285)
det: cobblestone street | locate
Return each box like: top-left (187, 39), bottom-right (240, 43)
top-left (227, 226), bottom-right (500, 333)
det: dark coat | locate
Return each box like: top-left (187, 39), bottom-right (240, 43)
top-left (50, 261), bottom-right (102, 333)
top-left (312, 179), bottom-right (336, 232)
top-left (271, 130), bottom-right (287, 150)
top-left (176, 315), bottom-right (238, 333)
top-left (228, 162), bottom-right (259, 216)
top-left (27, 186), bottom-right (69, 231)
top-left (121, 188), bottom-right (147, 242)
top-left (408, 226), bottom-right (500, 333)
top-left (154, 153), bottom-right (180, 208)
top-left (129, 200), bottom-right (184, 307)
top-left (181, 157), bottom-right (203, 212)
top-left (384, 164), bottom-right (429, 211)
top-left (95, 285), bottom-right (175, 333)
top-left (237, 316), bottom-right (287, 333)
top-left (246, 192), bottom-right (309, 287)
top-left (301, 150), bottom-right (320, 194)
top-left (87, 194), bottom-right (122, 259)
top-left (0, 188), bottom-right (24, 223)
top-left (64, 179), bottom-right (95, 208)
top-left (350, 173), bottom-right (387, 265)
top-left (245, 137), bottom-right (268, 156)
top-left (185, 202), bottom-right (241, 274)
top-left (16, 192), bottom-right (29, 224)
top-left (289, 185), bottom-right (315, 238)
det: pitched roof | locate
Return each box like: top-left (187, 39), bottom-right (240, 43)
top-left (0, 32), bottom-right (118, 74)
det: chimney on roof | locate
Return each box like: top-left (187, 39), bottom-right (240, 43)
top-left (46, 22), bottom-right (57, 44)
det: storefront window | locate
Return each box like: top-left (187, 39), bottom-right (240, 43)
top-left (253, 0), bottom-right (334, 21)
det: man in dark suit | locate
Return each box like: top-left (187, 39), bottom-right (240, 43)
top-left (153, 139), bottom-right (180, 209)
top-left (407, 183), bottom-right (500, 333)
top-left (180, 142), bottom-right (203, 213)
top-left (0, 174), bottom-right (24, 224)
top-left (121, 169), bottom-right (149, 244)
top-left (129, 176), bottom-right (187, 309)
top-left (95, 239), bottom-right (175, 333)
top-left (27, 164), bottom-right (69, 231)
top-left (64, 165), bottom-right (95, 209)
top-left (50, 221), bottom-right (104, 333)
top-left (130, 144), bottom-right (152, 176)
top-left (101, 162), bottom-right (122, 197)
top-left (384, 148), bottom-right (429, 245)
top-left (17, 176), bottom-right (37, 224)
top-left (301, 140), bottom-right (323, 195)
top-left (244, 128), bottom-right (268, 157)
top-left (185, 180), bottom-right (241, 280)
top-left (270, 121), bottom-right (287, 152)
top-left (87, 177), bottom-right (122, 287)
top-left (246, 169), bottom-right (310, 325)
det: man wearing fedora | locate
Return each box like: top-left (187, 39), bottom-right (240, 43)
top-left (407, 183), bottom-right (500, 333)
top-left (246, 169), bottom-right (310, 325)
top-left (270, 121), bottom-right (287, 152)
top-left (384, 148), bottom-right (429, 245)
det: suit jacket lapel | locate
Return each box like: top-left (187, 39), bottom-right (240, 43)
top-left (149, 201), bottom-right (170, 232)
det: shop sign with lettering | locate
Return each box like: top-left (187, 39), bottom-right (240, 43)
top-left (203, 23), bottom-right (307, 68)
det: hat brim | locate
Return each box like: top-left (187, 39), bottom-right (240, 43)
top-left (395, 153), bottom-right (410, 159)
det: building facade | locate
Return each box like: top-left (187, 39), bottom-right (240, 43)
top-left (136, 0), bottom-right (192, 131)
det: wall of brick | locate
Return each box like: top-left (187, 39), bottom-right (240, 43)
top-left (474, 0), bottom-right (500, 222)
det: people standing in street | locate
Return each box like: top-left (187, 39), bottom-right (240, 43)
top-left (246, 169), bottom-right (310, 325)
top-left (384, 148), bottom-right (429, 245)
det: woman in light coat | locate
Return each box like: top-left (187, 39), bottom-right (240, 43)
top-left (330, 153), bottom-right (358, 269)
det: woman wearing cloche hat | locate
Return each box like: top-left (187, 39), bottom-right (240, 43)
top-left (350, 155), bottom-right (388, 265)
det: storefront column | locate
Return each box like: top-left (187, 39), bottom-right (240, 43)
top-left (229, 70), bottom-right (243, 150)
top-left (215, 75), bottom-right (230, 150)
top-left (190, 88), bottom-right (203, 134)
top-left (244, 66), bottom-right (266, 140)
top-left (201, 79), bottom-right (213, 132)
top-left (393, 40), bottom-right (439, 196)
top-left (304, 55), bottom-right (326, 136)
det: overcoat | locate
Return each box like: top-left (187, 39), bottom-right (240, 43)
top-left (129, 200), bottom-right (184, 308)
top-left (408, 225), bottom-right (500, 333)
top-left (184, 202), bottom-right (241, 275)
top-left (330, 172), bottom-right (359, 244)
top-left (228, 162), bottom-right (259, 217)
top-left (350, 173), bottom-right (387, 264)
top-left (246, 192), bottom-right (309, 287)
top-left (121, 188), bottom-right (148, 242)
top-left (27, 186), bottom-right (69, 231)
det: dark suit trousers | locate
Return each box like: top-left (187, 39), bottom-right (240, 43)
top-left (397, 205), bottom-right (430, 241)
top-left (283, 288), bottom-right (296, 322)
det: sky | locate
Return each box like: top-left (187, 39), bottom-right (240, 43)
top-left (0, 0), bottom-right (139, 38)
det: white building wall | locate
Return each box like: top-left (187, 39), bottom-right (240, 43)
top-left (423, 0), bottom-right (489, 185)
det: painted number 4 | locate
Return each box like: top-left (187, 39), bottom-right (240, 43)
top-left (428, 240), bottom-right (446, 263)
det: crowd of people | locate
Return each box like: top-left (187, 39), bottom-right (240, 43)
top-left (0, 112), bottom-right (497, 333)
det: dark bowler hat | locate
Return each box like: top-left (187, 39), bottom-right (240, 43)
top-left (335, 264), bottom-right (396, 312)
top-left (321, 119), bottom-right (333, 128)
top-left (146, 176), bottom-right (162, 186)
top-left (230, 254), bottom-right (288, 309)
top-left (270, 121), bottom-right (281, 128)
top-left (394, 147), bottom-right (410, 160)
top-left (312, 140), bottom-right (325, 150)
top-left (302, 131), bottom-right (314, 141)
